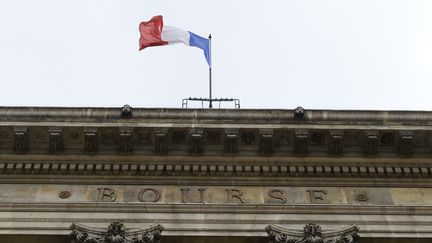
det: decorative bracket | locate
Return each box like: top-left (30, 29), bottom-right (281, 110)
top-left (13, 127), bottom-right (28, 153)
top-left (71, 221), bottom-right (163, 243)
top-left (398, 131), bottom-right (414, 156)
top-left (49, 128), bottom-right (63, 153)
top-left (154, 128), bottom-right (168, 154)
top-left (119, 127), bottom-right (133, 153)
top-left (363, 131), bottom-right (378, 156)
top-left (259, 129), bottom-right (274, 155)
top-left (189, 129), bottom-right (204, 154)
top-left (224, 129), bottom-right (239, 153)
top-left (266, 223), bottom-right (360, 243)
top-left (84, 128), bottom-right (98, 153)
top-left (294, 129), bottom-right (309, 155)
top-left (329, 130), bottom-right (343, 156)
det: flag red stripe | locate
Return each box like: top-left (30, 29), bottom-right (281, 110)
top-left (139, 15), bottom-right (168, 50)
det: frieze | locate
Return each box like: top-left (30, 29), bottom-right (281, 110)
top-left (0, 125), bottom-right (430, 157)
top-left (1, 184), bottom-right (431, 206)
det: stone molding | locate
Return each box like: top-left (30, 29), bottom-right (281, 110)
top-left (0, 161), bottom-right (429, 179)
top-left (3, 203), bottom-right (432, 215)
top-left (266, 223), bottom-right (360, 243)
top-left (1, 108), bottom-right (432, 158)
top-left (2, 126), bottom-right (430, 158)
top-left (71, 222), bottom-right (163, 243)
top-left (2, 107), bottom-right (432, 123)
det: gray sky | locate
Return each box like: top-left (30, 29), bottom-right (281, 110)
top-left (1, 1), bottom-right (431, 110)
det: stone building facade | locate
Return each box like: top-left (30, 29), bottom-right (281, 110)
top-left (0, 107), bottom-right (431, 243)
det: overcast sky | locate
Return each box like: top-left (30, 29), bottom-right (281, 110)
top-left (1, 1), bottom-right (431, 110)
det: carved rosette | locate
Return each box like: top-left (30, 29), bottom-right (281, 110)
top-left (71, 222), bottom-right (163, 243)
top-left (266, 223), bottom-right (359, 243)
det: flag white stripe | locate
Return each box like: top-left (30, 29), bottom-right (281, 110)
top-left (161, 25), bottom-right (190, 46)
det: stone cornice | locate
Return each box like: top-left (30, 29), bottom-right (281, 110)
top-left (1, 107), bottom-right (432, 166)
top-left (1, 107), bottom-right (432, 123)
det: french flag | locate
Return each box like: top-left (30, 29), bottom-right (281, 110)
top-left (139, 15), bottom-right (211, 66)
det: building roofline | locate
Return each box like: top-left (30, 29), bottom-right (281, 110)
top-left (1, 106), bottom-right (432, 123)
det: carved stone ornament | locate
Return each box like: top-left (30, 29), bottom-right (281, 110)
top-left (84, 128), bottom-right (98, 153)
top-left (398, 131), bottom-right (414, 156)
top-left (363, 131), bottom-right (378, 156)
top-left (71, 222), bottom-right (163, 243)
top-left (119, 127), bottom-right (133, 153)
top-left (259, 129), bottom-right (274, 155)
top-left (154, 128), bottom-right (168, 154)
top-left (294, 106), bottom-right (306, 120)
top-left (294, 129), bottom-right (308, 155)
top-left (224, 129), bottom-right (238, 153)
top-left (49, 128), bottom-right (63, 153)
top-left (13, 127), bottom-right (28, 153)
top-left (189, 129), bottom-right (203, 154)
top-left (329, 130), bottom-right (343, 156)
top-left (121, 104), bottom-right (133, 118)
top-left (266, 223), bottom-right (360, 243)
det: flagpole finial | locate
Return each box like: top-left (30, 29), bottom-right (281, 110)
top-left (209, 34), bottom-right (212, 39)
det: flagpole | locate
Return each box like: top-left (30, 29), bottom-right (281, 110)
top-left (208, 34), bottom-right (212, 108)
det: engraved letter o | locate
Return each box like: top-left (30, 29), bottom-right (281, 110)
top-left (138, 188), bottom-right (161, 202)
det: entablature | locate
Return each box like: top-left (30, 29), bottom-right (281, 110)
top-left (0, 125), bottom-right (431, 158)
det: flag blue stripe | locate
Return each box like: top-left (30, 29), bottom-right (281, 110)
top-left (188, 31), bottom-right (211, 66)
